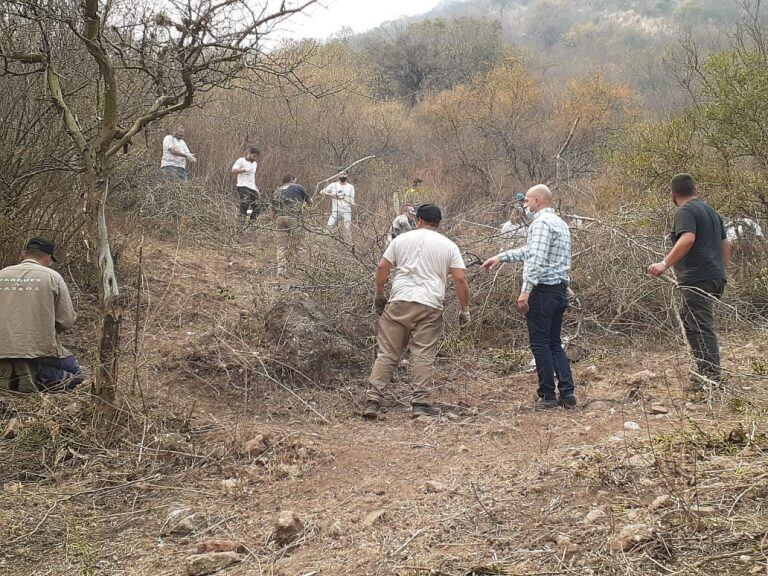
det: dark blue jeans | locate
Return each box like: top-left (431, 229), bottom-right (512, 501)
top-left (35, 356), bottom-right (85, 390)
top-left (526, 283), bottom-right (574, 400)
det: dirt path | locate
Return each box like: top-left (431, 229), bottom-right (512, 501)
top-left (2, 238), bottom-right (765, 576)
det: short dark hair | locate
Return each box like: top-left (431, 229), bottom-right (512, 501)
top-left (670, 173), bottom-right (697, 197)
top-left (22, 248), bottom-right (50, 261)
top-left (416, 204), bottom-right (441, 225)
top-left (248, 146), bottom-right (260, 155)
top-left (282, 174), bottom-right (294, 184)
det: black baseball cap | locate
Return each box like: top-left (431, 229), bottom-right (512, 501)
top-left (26, 237), bottom-right (57, 262)
top-left (416, 204), bottom-right (442, 224)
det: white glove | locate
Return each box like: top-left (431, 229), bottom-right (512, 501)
top-left (186, 154), bottom-right (197, 163)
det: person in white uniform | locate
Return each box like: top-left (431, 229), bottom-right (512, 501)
top-left (231, 146), bottom-right (261, 219)
top-left (321, 172), bottom-right (356, 239)
top-left (160, 125), bottom-right (196, 181)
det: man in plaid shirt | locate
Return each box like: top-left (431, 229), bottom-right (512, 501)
top-left (482, 185), bottom-right (576, 409)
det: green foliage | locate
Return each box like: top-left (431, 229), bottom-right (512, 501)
top-left (606, 17), bottom-right (768, 222)
top-left (700, 50), bottom-right (768, 169)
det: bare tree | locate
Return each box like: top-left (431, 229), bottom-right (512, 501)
top-left (0, 0), bottom-right (318, 417)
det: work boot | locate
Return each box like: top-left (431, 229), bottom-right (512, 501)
top-left (559, 395), bottom-right (577, 409)
top-left (534, 397), bottom-right (559, 410)
top-left (411, 403), bottom-right (441, 418)
top-left (362, 400), bottom-right (380, 420)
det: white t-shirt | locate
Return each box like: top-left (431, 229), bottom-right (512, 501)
top-left (726, 217), bottom-right (764, 241)
top-left (383, 228), bottom-right (466, 310)
top-left (322, 182), bottom-right (355, 213)
top-left (232, 157), bottom-right (258, 190)
top-left (161, 135), bottom-right (191, 168)
top-left (500, 220), bottom-right (527, 250)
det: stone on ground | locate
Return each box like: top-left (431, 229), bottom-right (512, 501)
top-left (186, 551), bottom-right (242, 575)
top-left (274, 510), bottom-right (304, 545)
top-left (196, 540), bottom-right (246, 554)
top-left (609, 523), bottom-right (653, 552)
top-left (2, 418), bottom-right (20, 440)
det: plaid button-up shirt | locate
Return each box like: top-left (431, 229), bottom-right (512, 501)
top-left (498, 207), bottom-right (571, 292)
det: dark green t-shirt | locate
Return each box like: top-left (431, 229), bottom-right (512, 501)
top-left (671, 199), bottom-right (727, 285)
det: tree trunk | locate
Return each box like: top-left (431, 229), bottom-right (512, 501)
top-left (84, 164), bottom-right (121, 416)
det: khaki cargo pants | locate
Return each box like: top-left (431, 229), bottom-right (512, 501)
top-left (275, 215), bottom-right (304, 275)
top-left (367, 300), bottom-right (443, 404)
top-left (0, 360), bottom-right (36, 392)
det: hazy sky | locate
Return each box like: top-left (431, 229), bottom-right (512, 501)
top-left (278, 0), bottom-right (442, 40)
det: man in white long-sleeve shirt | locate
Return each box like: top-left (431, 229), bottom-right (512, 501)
top-left (321, 172), bottom-right (355, 239)
top-left (161, 125), bottom-right (196, 181)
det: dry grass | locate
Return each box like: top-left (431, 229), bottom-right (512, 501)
top-left (1, 201), bottom-right (767, 575)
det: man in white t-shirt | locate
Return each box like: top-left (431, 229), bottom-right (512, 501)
top-left (500, 207), bottom-right (528, 251)
top-left (160, 125), bottom-right (196, 181)
top-left (321, 172), bottom-right (355, 239)
top-left (231, 146), bottom-right (261, 219)
top-left (387, 203), bottom-right (417, 244)
top-left (364, 204), bottom-right (471, 420)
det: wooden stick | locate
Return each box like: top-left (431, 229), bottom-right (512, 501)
top-left (312, 155), bottom-right (376, 197)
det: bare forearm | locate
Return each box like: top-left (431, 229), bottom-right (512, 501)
top-left (375, 266), bottom-right (389, 294)
top-left (722, 239), bottom-right (731, 267)
top-left (455, 278), bottom-right (470, 308)
top-left (664, 235), bottom-right (695, 266)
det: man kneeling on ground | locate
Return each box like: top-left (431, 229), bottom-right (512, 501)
top-left (364, 204), bottom-right (470, 420)
top-left (0, 238), bottom-right (85, 392)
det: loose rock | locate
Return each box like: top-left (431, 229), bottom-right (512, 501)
top-left (274, 510), bottom-right (304, 546)
top-left (424, 480), bottom-right (448, 493)
top-left (3, 482), bottom-right (22, 494)
top-left (362, 509), bottom-right (386, 527)
top-left (2, 418), bottom-right (19, 440)
top-left (583, 365), bottom-right (600, 379)
top-left (609, 523), bottom-right (653, 552)
top-left (649, 404), bottom-right (669, 415)
top-left (220, 478), bottom-right (242, 495)
top-left (585, 508), bottom-right (606, 523)
top-left (186, 551), bottom-right (242, 576)
top-left (163, 507), bottom-right (201, 536)
top-left (196, 540), bottom-right (246, 554)
top-left (626, 370), bottom-right (656, 386)
top-left (556, 534), bottom-right (579, 554)
top-left (275, 463), bottom-right (301, 479)
top-left (627, 454), bottom-right (655, 468)
top-left (244, 434), bottom-right (270, 456)
top-left (649, 495), bottom-right (671, 510)
top-left (153, 432), bottom-right (193, 454)
top-left (624, 421), bottom-right (641, 431)
top-left (329, 520), bottom-right (344, 538)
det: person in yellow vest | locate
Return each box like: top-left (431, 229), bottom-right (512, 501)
top-left (393, 178), bottom-right (431, 213)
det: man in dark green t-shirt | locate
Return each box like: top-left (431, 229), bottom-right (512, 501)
top-left (648, 173), bottom-right (731, 386)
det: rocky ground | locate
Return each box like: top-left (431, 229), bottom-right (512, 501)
top-left (1, 238), bottom-right (767, 576)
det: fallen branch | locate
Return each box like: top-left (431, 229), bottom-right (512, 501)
top-left (312, 155), bottom-right (376, 197)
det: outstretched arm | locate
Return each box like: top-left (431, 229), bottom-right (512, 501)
top-left (648, 232), bottom-right (695, 276)
top-left (450, 268), bottom-right (470, 308)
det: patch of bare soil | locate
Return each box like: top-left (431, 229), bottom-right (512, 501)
top-left (1, 238), bottom-right (767, 576)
